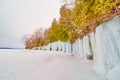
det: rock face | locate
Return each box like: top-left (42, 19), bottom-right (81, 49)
top-left (42, 16), bottom-right (120, 76)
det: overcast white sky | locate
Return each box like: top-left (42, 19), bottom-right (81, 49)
top-left (0, 0), bottom-right (62, 48)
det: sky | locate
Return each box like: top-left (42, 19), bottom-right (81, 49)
top-left (0, 0), bottom-right (62, 48)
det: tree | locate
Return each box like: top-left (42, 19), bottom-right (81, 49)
top-left (48, 18), bottom-right (59, 42)
top-left (23, 0), bottom-right (120, 49)
top-left (23, 28), bottom-right (46, 49)
top-left (71, 0), bottom-right (120, 34)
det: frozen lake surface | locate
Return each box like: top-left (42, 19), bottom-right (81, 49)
top-left (0, 49), bottom-right (106, 80)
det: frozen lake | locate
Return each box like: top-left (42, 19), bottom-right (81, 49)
top-left (0, 49), bottom-right (106, 80)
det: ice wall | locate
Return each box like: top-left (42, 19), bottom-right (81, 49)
top-left (65, 16), bottom-right (120, 76)
top-left (51, 42), bottom-right (59, 51)
top-left (58, 41), bottom-right (62, 51)
top-left (44, 43), bottom-right (51, 50)
top-left (65, 41), bottom-right (72, 53)
top-left (47, 41), bottom-right (66, 52)
top-left (87, 16), bottom-right (120, 76)
top-left (83, 35), bottom-right (93, 60)
top-left (61, 42), bottom-right (66, 52)
top-left (71, 39), bottom-right (84, 56)
top-left (38, 16), bottom-right (120, 78)
top-left (72, 40), bottom-right (77, 53)
top-left (77, 39), bottom-right (84, 56)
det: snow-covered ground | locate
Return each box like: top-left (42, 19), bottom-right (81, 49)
top-left (0, 49), bottom-right (107, 80)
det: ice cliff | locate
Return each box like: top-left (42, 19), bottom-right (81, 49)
top-left (42, 16), bottom-right (120, 79)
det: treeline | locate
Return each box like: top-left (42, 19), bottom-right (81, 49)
top-left (24, 0), bottom-right (120, 49)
